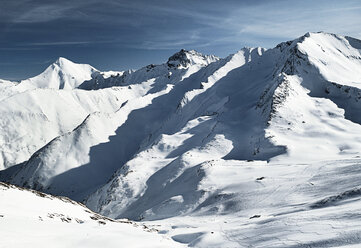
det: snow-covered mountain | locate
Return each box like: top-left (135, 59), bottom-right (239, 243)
top-left (20, 57), bottom-right (98, 89)
top-left (0, 48), bottom-right (256, 200)
top-left (84, 32), bottom-right (361, 219)
top-left (1, 32), bottom-right (361, 247)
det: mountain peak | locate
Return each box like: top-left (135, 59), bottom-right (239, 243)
top-left (19, 57), bottom-right (97, 89)
top-left (167, 49), bottom-right (218, 68)
top-left (275, 31), bottom-right (343, 53)
top-left (54, 57), bottom-right (75, 67)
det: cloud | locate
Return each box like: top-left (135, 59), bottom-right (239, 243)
top-left (3, 1), bottom-right (95, 24)
top-left (26, 41), bottom-right (93, 46)
top-left (208, 0), bottom-right (361, 45)
top-left (0, 47), bottom-right (42, 51)
top-left (13, 5), bottom-right (73, 23)
top-left (24, 40), bottom-right (116, 46)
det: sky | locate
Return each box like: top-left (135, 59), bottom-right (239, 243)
top-left (0, 0), bottom-right (361, 80)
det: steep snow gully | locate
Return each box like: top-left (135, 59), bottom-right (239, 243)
top-left (2, 32), bottom-right (361, 247)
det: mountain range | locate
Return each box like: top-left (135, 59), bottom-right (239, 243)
top-left (1, 32), bottom-right (361, 247)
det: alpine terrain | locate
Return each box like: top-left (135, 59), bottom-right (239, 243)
top-left (1, 32), bottom-right (361, 247)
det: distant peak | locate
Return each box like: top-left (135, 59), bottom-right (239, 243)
top-left (51, 57), bottom-right (97, 73)
top-left (167, 49), bottom-right (193, 64)
top-left (276, 31), bottom-right (349, 52)
top-left (301, 31), bottom-right (334, 39)
top-left (167, 49), bottom-right (218, 68)
top-left (54, 57), bottom-right (74, 66)
top-left (169, 49), bottom-right (203, 57)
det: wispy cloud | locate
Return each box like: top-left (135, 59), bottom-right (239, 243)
top-left (208, 0), bottom-right (361, 46)
top-left (0, 47), bottom-right (42, 51)
top-left (24, 40), bottom-right (116, 46)
top-left (13, 5), bottom-right (74, 23)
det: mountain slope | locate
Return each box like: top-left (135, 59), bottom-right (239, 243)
top-left (0, 87), bottom-right (127, 170)
top-left (0, 182), bottom-right (182, 248)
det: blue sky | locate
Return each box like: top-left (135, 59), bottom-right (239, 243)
top-left (1, 0), bottom-right (361, 80)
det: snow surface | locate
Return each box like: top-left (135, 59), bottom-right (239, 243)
top-left (144, 158), bottom-right (361, 247)
top-left (1, 33), bottom-right (361, 247)
top-left (0, 182), bottom-right (182, 248)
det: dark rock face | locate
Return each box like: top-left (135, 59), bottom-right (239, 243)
top-left (167, 49), bottom-right (192, 68)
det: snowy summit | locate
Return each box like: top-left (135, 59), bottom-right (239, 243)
top-left (20, 57), bottom-right (98, 89)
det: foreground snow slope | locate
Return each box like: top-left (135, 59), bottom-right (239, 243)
top-left (0, 182), bottom-right (182, 248)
